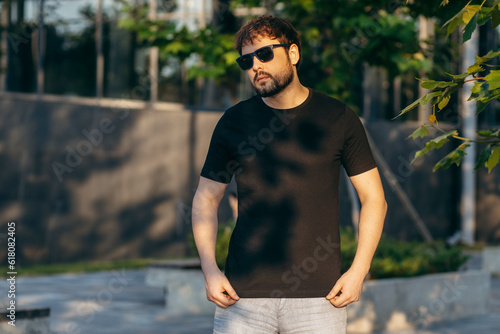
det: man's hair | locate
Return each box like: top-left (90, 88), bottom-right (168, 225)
top-left (234, 16), bottom-right (302, 69)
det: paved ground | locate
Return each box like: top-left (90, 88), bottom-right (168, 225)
top-left (1, 270), bottom-right (213, 334)
top-left (1, 253), bottom-right (499, 334)
top-left (372, 274), bottom-right (500, 334)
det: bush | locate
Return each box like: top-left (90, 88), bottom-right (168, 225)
top-left (190, 223), bottom-right (469, 279)
top-left (340, 226), bottom-right (470, 279)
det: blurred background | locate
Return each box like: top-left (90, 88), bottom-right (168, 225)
top-left (0, 0), bottom-right (499, 268)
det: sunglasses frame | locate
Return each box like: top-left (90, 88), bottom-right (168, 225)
top-left (236, 44), bottom-right (288, 70)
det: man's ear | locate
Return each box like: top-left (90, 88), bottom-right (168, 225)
top-left (288, 44), bottom-right (300, 66)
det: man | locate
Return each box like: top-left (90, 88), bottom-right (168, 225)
top-left (192, 16), bottom-right (387, 334)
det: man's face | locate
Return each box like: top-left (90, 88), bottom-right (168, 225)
top-left (240, 36), bottom-right (295, 98)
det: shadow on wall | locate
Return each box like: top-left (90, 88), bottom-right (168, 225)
top-left (476, 167), bottom-right (500, 241)
top-left (366, 121), bottom-right (458, 241)
top-left (366, 120), bottom-right (500, 243)
top-left (0, 95), bottom-right (222, 265)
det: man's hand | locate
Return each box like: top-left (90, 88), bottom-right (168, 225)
top-left (204, 267), bottom-right (240, 308)
top-left (325, 268), bottom-right (366, 307)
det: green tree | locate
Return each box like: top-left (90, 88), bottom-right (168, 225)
top-left (234, 0), bottom-right (441, 107)
top-left (395, 0), bottom-right (500, 172)
top-left (118, 0), bottom-right (453, 109)
top-left (117, 0), bottom-right (240, 84)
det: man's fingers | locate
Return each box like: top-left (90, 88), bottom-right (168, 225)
top-left (330, 288), bottom-right (361, 307)
top-left (208, 284), bottom-right (239, 308)
top-left (223, 284), bottom-right (239, 301)
top-left (214, 299), bottom-right (231, 308)
top-left (210, 291), bottom-right (237, 308)
top-left (326, 282), bottom-right (342, 300)
top-left (331, 294), bottom-right (348, 307)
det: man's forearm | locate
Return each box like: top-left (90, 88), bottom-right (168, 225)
top-left (350, 197), bottom-right (387, 276)
top-left (192, 191), bottom-right (221, 274)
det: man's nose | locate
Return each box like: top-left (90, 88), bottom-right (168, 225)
top-left (252, 55), bottom-right (264, 71)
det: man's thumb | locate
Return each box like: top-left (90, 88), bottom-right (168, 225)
top-left (326, 283), bottom-right (341, 300)
top-left (224, 284), bottom-right (239, 300)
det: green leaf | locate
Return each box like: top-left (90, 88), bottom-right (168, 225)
top-left (469, 81), bottom-right (489, 101)
top-left (486, 147), bottom-right (500, 172)
top-left (441, 84), bottom-right (460, 100)
top-left (463, 5), bottom-right (481, 24)
top-left (474, 146), bottom-right (492, 170)
top-left (463, 10), bottom-right (479, 43)
top-left (485, 70), bottom-right (500, 90)
top-left (477, 129), bottom-right (496, 138)
top-left (467, 63), bottom-right (484, 74)
top-left (396, 91), bottom-right (443, 119)
top-left (447, 72), bottom-right (470, 81)
top-left (411, 131), bottom-right (458, 164)
top-left (477, 5), bottom-right (497, 25)
top-left (441, 3), bottom-right (482, 40)
top-left (438, 95), bottom-right (451, 110)
top-left (476, 88), bottom-right (500, 114)
top-left (477, 99), bottom-right (491, 114)
top-left (118, 17), bottom-right (138, 30)
top-left (432, 131), bottom-right (458, 147)
top-left (421, 91), bottom-right (443, 106)
top-left (408, 125), bottom-right (429, 140)
top-left (476, 48), bottom-right (500, 64)
top-left (443, 4), bottom-right (469, 36)
top-left (420, 80), bottom-right (453, 90)
top-left (222, 51), bottom-right (239, 66)
top-left (164, 40), bottom-right (189, 55)
top-left (433, 144), bottom-right (470, 172)
top-left (394, 98), bottom-right (422, 119)
top-left (492, 4), bottom-right (500, 28)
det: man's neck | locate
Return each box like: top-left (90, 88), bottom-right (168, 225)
top-left (261, 80), bottom-right (309, 109)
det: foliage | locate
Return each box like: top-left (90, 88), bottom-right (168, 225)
top-left (117, 0), bottom-right (240, 83)
top-left (188, 223), bottom-right (469, 278)
top-left (340, 226), bottom-right (470, 279)
top-left (395, 0), bottom-right (500, 172)
top-left (233, 0), bottom-right (441, 106)
top-left (188, 219), bottom-right (236, 271)
top-left (118, 0), bottom-right (455, 108)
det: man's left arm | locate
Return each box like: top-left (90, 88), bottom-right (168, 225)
top-left (326, 167), bottom-right (387, 307)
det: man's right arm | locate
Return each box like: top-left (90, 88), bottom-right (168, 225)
top-left (192, 176), bottom-right (239, 308)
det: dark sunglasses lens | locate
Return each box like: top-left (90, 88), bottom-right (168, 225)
top-left (256, 46), bottom-right (274, 62)
top-left (237, 55), bottom-right (253, 70)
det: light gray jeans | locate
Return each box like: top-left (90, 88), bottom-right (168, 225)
top-left (213, 297), bottom-right (347, 334)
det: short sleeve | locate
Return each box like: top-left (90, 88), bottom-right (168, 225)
top-left (341, 105), bottom-right (377, 177)
top-left (200, 114), bottom-right (237, 184)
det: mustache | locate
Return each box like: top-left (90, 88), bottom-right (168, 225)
top-left (254, 71), bottom-right (273, 82)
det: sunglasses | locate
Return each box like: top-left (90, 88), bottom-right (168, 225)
top-left (236, 44), bottom-right (288, 71)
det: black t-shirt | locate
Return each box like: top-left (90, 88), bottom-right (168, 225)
top-left (200, 88), bottom-right (376, 298)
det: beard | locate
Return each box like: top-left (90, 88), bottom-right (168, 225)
top-left (252, 59), bottom-right (294, 98)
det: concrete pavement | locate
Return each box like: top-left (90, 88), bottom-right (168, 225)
top-left (0, 259), bottom-right (498, 333)
top-left (1, 270), bottom-right (213, 334)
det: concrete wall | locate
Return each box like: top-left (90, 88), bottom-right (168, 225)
top-left (347, 270), bottom-right (490, 332)
top-left (0, 93), bottom-right (232, 264)
top-left (366, 121), bottom-right (500, 243)
top-left (0, 93), bottom-right (498, 265)
top-left (365, 121), bottom-right (458, 240)
top-left (482, 247), bottom-right (500, 275)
